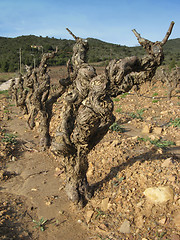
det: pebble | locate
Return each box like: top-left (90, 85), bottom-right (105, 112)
top-left (101, 198), bottom-right (109, 211)
top-left (119, 219), bottom-right (131, 234)
top-left (141, 125), bottom-right (152, 134)
top-left (153, 127), bottom-right (163, 135)
top-left (173, 211), bottom-right (180, 230)
top-left (86, 210), bottom-right (94, 224)
top-left (161, 157), bottom-right (173, 168)
top-left (159, 217), bottom-right (167, 224)
top-left (135, 215), bottom-right (144, 228)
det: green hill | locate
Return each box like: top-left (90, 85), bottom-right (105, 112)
top-left (0, 35), bottom-right (179, 72)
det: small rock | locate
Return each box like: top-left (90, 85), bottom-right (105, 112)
top-left (35, 121), bottom-right (39, 127)
top-left (149, 135), bottom-right (158, 140)
top-left (146, 117), bottom-right (152, 121)
top-left (31, 188), bottom-right (38, 191)
top-left (177, 199), bottom-right (180, 205)
top-left (156, 148), bottom-right (163, 154)
top-left (86, 210), bottom-right (94, 224)
top-left (159, 217), bottom-right (167, 225)
top-left (160, 110), bottom-right (168, 115)
top-left (153, 127), bottom-right (163, 135)
top-left (59, 210), bottom-right (64, 215)
top-left (119, 219), bottom-right (131, 234)
top-left (135, 215), bottom-right (144, 228)
top-left (98, 223), bottom-right (109, 231)
top-left (171, 233), bottom-right (180, 240)
top-left (143, 186), bottom-right (174, 203)
top-left (136, 200), bottom-right (144, 207)
top-left (161, 157), bottom-right (173, 168)
top-left (87, 162), bottom-right (94, 177)
top-left (101, 198), bottom-right (109, 211)
top-left (130, 136), bottom-right (138, 141)
top-left (142, 125), bottom-right (152, 134)
top-left (173, 211), bottom-right (180, 230)
top-left (168, 175), bottom-right (176, 182)
top-left (54, 167), bottom-right (64, 177)
top-left (111, 140), bottom-right (120, 147)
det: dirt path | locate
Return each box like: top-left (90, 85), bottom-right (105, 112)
top-left (0, 106), bottom-right (93, 240)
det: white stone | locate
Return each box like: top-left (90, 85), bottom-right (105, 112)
top-left (143, 186), bottom-right (174, 203)
top-left (119, 219), bottom-right (131, 233)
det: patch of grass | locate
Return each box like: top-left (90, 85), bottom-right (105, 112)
top-left (1, 133), bottom-right (17, 144)
top-left (169, 118), bottom-right (180, 128)
top-left (152, 99), bottom-right (159, 103)
top-left (156, 231), bottom-right (167, 240)
top-left (0, 90), bottom-right (9, 95)
top-left (109, 122), bottom-right (124, 132)
top-left (120, 92), bottom-right (129, 98)
top-left (113, 176), bottom-right (125, 186)
top-left (33, 217), bottom-right (47, 232)
top-left (95, 209), bottom-right (106, 219)
top-left (129, 108), bottom-right (145, 120)
top-left (115, 108), bottom-right (122, 113)
top-left (97, 235), bottom-right (111, 240)
top-left (152, 92), bottom-right (158, 97)
top-left (137, 137), bottom-right (175, 148)
top-left (3, 109), bottom-right (9, 114)
top-left (113, 98), bottom-right (120, 102)
top-left (151, 139), bottom-right (175, 148)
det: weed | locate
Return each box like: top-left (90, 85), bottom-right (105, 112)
top-left (113, 176), bottom-right (125, 186)
top-left (2, 133), bottom-right (17, 144)
top-left (95, 209), bottom-right (106, 219)
top-left (3, 109), bottom-right (9, 114)
top-left (0, 90), bottom-right (9, 95)
top-left (97, 234), bottom-right (111, 240)
top-left (156, 231), bottom-right (167, 239)
top-left (109, 122), bottom-right (124, 132)
top-left (151, 139), bottom-right (175, 148)
top-left (152, 92), bottom-right (158, 97)
top-left (33, 217), bottom-right (47, 232)
top-left (113, 98), bottom-right (120, 102)
top-left (115, 108), bottom-right (122, 113)
top-left (138, 137), bottom-right (175, 148)
top-left (169, 118), bottom-right (180, 128)
top-left (129, 108), bottom-right (145, 120)
top-left (120, 92), bottom-right (128, 98)
top-left (152, 99), bottom-right (159, 103)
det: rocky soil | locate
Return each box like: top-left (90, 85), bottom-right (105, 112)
top-left (0, 66), bottom-right (180, 240)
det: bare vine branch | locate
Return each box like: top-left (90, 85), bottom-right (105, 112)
top-left (160, 21), bottom-right (175, 46)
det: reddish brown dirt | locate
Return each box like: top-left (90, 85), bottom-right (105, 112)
top-left (0, 65), bottom-right (180, 240)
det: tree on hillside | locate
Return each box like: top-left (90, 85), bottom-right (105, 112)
top-left (51, 22), bottom-right (175, 206)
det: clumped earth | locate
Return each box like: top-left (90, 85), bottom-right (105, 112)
top-left (0, 66), bottom-right (180, 240)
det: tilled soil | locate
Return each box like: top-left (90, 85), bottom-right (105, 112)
top-left (0, 66), bottom-right (180, 240)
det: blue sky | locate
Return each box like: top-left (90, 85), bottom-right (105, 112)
top-left (0, 0), bottom-right (179, 46)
